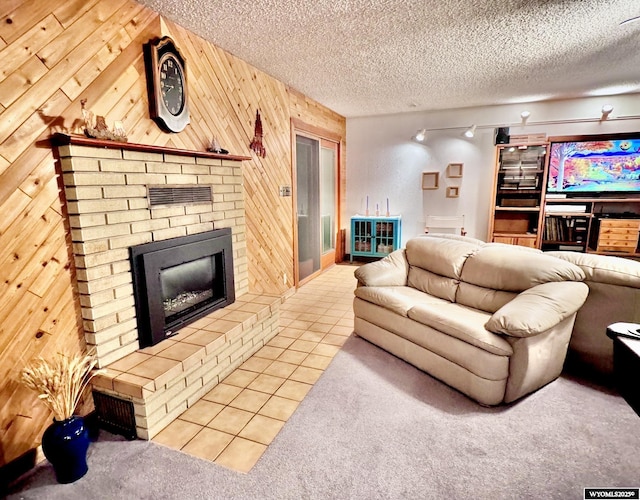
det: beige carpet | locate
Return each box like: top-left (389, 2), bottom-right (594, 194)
top-left (8, 331), bottom-right (640, 499)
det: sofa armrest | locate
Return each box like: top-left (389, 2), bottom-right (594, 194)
top-left (354, 249), bottom-right (408, 287)
top-left (485, 281), bottom-right (588, 338)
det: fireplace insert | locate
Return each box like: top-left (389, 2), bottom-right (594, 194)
top-left (130, 228), bottom-right (235, 347)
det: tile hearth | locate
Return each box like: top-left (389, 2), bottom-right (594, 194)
top-left (150, 264), bottom-right (357, 473)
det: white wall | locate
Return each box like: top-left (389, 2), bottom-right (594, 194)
top-left (346, 94), bottom-right (640, 250)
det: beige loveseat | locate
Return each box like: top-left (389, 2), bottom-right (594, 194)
top-left (353, 236), bottom-right (589, 405)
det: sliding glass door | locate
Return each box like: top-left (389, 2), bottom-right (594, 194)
top-left (320, 140), bottom-right (337, 268)
top-left (296, 135), bottom-right (321, 282)
top-left (294, 134), bottom-right (339, 285)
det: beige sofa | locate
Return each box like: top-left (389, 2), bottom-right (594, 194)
top-left (353, 236), bottom-right (589, 405)
top-left (546, 251), bottom-right (640, 377)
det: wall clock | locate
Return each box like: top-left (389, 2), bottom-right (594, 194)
top-left (144, 36), bottom-right (190, 133)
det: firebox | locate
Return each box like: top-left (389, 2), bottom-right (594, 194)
top-left (130, 228), bottom-right (235, 347)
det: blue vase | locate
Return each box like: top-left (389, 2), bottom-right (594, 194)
top-left (41, 416), bottom-right (90, 483)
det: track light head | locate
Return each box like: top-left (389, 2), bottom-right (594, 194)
top-left (601, 104), bottom-right (613, 120)
top-left (464, 125), bottom-right (476, 138)
top-left (414, 129), bottom-right (426, 142)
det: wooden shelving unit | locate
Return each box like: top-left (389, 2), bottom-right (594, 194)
top-left (488, 137), bottom-right (640, 256)
top-left (487, 143), bottom-right (549, 248)
top-left (542, 198), bottom-right (640, 257)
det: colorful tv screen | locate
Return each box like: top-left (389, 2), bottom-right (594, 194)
top-left (547, 138), bottom-right (640, 194)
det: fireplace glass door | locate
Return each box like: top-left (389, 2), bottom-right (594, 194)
top-left (160, 254), bottom-right (223, 327)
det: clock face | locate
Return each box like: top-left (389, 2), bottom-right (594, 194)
top-left (159, 53), bottom-right (185, 116)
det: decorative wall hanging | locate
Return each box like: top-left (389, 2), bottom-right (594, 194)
top-left (446, 163), bottom-right (464, 178)
top-left (249, 109), bottom-right (266, 157)
top-left (446, 186), bottom-right (460, 198)
top-left (81, 99), bottom-right (127, 142)
top-left (422, 172), bottom-right (439, 190)
top-left (207, 136), bottom-right (229, 154)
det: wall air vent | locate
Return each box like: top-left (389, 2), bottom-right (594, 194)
top-left (148, 186), bottom-right (212, 206)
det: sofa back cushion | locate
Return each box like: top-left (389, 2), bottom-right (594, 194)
top-left (407, 267), bottom-right (458, 302)
top-left (405, 237), bottom-right (481, 301)
top-left (406, 237), bottom-right (480, 278)
top-left (455, 245), bottom-right (585, 312)
top-left (460, 246), bottom-right (585, 292)
top-left (547, 250), bottom-right (640, 288)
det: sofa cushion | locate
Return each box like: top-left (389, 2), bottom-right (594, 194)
top-left (354, 286), bottom-right (446, 317)
top-left (485, 281), bottom-right (589, 337)
top-left (547, 250), bottom-right (640, 288)
top-left (407, 303), bottom-right (513, 356)
top-left (406, 237), bottom-right (480, 280)
top-left (354, 299), bottom-right (510, 382)
top-left (407, 266), bottom-right (458, 302)
top-left (354, 249), bottom-right (408, 287)
top-left (460, 246), bottom-right (585, 292)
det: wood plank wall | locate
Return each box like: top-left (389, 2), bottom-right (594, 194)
top-left (0, 0), bottom-right (346, 467)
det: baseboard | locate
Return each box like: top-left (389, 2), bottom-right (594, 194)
top-left (1, 411), bottom-right (100, 494)
top-left (1, 447), bottom-right (42, 496)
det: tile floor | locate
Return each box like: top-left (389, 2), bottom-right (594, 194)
top-left (152, 263), bottom-right (359, 472)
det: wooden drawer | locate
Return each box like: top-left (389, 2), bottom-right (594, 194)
top-left (598, 231), bottom-right (639, 243)
top-left (600, 219), bottom-right (640, 229)
top-left (596, 242), bottom-right (639, 253)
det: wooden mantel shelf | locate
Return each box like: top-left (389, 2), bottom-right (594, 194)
top-left (51, 133), bottom-right (252, 162)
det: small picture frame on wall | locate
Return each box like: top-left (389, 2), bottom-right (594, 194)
top-left (446, 186), bottom-right (460, 198)
top-left (422, 172), bottom-right (439, 190)
top-left (446, 163), bottom-right (463, 178)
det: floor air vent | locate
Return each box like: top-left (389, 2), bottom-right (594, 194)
top-left (148, 186), bottom-right (212, 206)
top-left (92, 391), bottom-right (137, 440)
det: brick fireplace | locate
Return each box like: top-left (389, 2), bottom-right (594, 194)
top-left (55, 134), bottom-right (249, 367)
top-left (53, 134), bottom-right (280, 438)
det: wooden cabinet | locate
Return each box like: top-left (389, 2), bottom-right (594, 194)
top-left (488, 143), bottom-right (549, 248)
top-left (350, 216), bottom-right (401, 262)
top-left (541, 199), bottom-right (640, 257)
top-left (596, 218), bottom-right (640, 254)
top-left (492, 235), bottom-right (538, 248)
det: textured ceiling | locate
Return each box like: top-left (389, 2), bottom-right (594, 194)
top-left (138, 0), bottom-right (640, 118)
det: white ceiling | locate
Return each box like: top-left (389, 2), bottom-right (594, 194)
top-left (138, 0), bottom-right (640, 118)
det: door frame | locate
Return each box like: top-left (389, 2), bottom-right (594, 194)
top-left (291, 118), bottom-right (343, 288)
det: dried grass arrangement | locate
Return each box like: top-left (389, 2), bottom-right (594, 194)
top-left (21, 350), bottom-right (103, 421)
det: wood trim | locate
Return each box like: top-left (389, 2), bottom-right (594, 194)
top-left (50, 133), bottom-right (251, 161)
top-left (291, 117), bottom-right (341, 143)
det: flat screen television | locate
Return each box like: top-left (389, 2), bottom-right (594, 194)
top-left (547, 135), bottom-right (640, 195)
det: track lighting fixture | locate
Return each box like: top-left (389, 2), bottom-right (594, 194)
top-left (520, 111), bottom-right (530, 122)
top-left (464, 125), bottom-right (476, 138)
top-left (601, 104), bottom-right (613, 120)
top-left (414, 129), bottom-right (426, 142)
